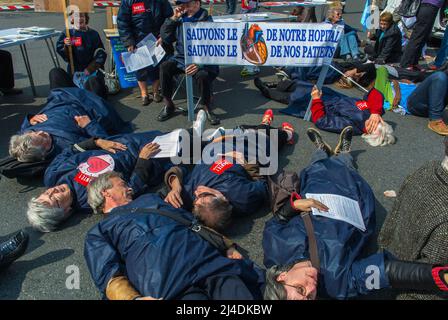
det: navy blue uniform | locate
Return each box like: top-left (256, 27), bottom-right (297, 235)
top-left (263, 154), bottom-right (390, 299)
top-left (85, 193), bottom-right (265, 300)
top-left (44, 131), bottom-right (171, 211)
top-left (118, 0), bottom-right (173, 82)
top-left (19, 88), bottom-right (128, 162)
top-left (56, 28), bottom-right (107, 73)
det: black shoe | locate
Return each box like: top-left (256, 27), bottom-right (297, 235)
top-left (306, 128), bottom-right (333, 156)
top-left (0, 88), bottom-right (23, 96)
top-left (334, 126), bottom-right (353, 154)
top-left (153, 92), bottom-right (163, 103)
top-left (206, 110), bottom-right (220, 125)
top-left (142, 95), bottom-right (151, 106)
top-left (0, 230), bottom-right (29, 270)
top-left (157, 105), bottom-right (175, 122)
top-left (254, 78), bottom-right (271, 99)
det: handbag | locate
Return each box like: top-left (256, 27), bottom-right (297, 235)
top-left (396, 0), bottom-right (421, 18)
top-left (99, 68), bottom-right (120, 95)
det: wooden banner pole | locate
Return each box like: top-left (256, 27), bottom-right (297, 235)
top-left (62, 0), bottom-right (75, 74)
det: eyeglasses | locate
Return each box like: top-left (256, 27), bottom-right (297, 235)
top-left (281, 282), bottom-right (311, 300)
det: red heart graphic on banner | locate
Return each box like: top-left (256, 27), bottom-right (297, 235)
top-left (86, 157), bottom-right (110, 174)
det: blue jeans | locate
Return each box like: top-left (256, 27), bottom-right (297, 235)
top-left (339, 31), bottom-right (360, 57)
top-left (406, 71), bottom-right (448, 120)
top-left (435, 27), bottom-right (448, 67)
top-left (310, 149), bottom-right (356, 171)
top-left (226, 0), bottom-right (237, 14)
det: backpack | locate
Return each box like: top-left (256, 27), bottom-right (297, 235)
top-left (396, 0), bottom-right (421, 18)
top-left (0, 156), bottom-right (49, 179)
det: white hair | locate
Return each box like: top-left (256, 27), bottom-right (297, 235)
top-left (87, 171), bottom-right (123, 214)
top-left (27, 197), bottom-right (66, 232)
top-left (9, 133), bottom-right (47, 162)
top-left (362, 122), bottom-right (396, 147)
top-left (442, 156), bottom-right (448, 172)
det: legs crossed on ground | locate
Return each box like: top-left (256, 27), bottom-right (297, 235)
top-left (253, 78), bottom-right (296, 105)
top-left (339, 32), bottom-right (360, 60)
top-left (406, 72), bottom-right (448, 135)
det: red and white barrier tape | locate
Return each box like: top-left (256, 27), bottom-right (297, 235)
top-left (0, 1), bottom-right (230, 11)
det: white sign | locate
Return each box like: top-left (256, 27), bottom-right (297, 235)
top-left (121, 46), bottom-right (153, 73)
top-left (184, 22), bottom-right (343, 67)
top-left (305, 193), bottom-right (367, 232)
top-left (152, 130), bottom-right (181, 158)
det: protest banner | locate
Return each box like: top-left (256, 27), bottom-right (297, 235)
top-left (184, 22), bottom-right (343, 66)
top-left (182, 22), bottom-right (343, 121)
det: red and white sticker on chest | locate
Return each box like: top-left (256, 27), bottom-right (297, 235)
top-left (355, 100), bottom-right (369, 111)
top-left (74, 154), bottom-right (115, 187)
top-left (132, 2), bottom-right (147, 14)
top-left (210, 158), bottom-right (234, 175)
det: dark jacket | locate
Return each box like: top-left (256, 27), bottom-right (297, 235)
top-left (263, 155), bottom-right (390, 299)
top-left (371, 23), bottom-right (402, 64)
top-left (19, 88), bottom-right (129, 162)
top-left (84, 193), bottom-right (265, 300)
top-left (160, 7), bottom-right (219, 76)
top-left (117, 0), bottom-right (173, 48)
top-left (44, 131), bottom-right (171, 211)
top-left (56, 28), bottom-right (107, 73)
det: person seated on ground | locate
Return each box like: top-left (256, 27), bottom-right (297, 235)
top-left (378, 137), bottom-right (448, 300)
top-left (373, 68), bottom-right (448, 135)
top-left (53, 12), bottom-right (108, 99)
top-left (326, 5), bottom-right (361, 61)
top-left (84, 182), bottom-right (265, 300)
top-left (310, 82), bottom-right (396, 146)
top-left (263, 127), bottom-right (448, 300)
top-left (364, 12), bottom-right (402, 65)
top-left (0, 230), bottom-right (28, 271)
top-left (0, 50), bottom-right (22, 96)
top-left (163, 110), bottom-right (295, 230)
top-left (158, 0), bottom-right (221, 125)
top-left (8, 88), bottom-right (128, 164)
top-left (26, 131), bottom-right (173, 232)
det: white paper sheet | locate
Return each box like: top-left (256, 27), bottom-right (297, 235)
top-left (305, 193), bottom-right (366, 231)
top-left (121, 45), bottom-right (153, 73)
top-left (151, 130), bottom-right (181, 158)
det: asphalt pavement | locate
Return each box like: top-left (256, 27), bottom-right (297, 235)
top-left (0, 2), bottom-right (446, 300)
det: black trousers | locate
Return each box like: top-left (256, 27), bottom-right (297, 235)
top-left (259, 80), bottom-right (298, 105)
top-left (160, 60), bottom-right (214, 107)
top-left (400, 4), bottom-right (440, 68)
top-left (0, 50), bottom-right (15, 89)
top-left (49, 67), bottom-right (108, 99)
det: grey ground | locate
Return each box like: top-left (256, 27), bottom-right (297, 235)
top-left (0, 2), bottom-right (445, 300)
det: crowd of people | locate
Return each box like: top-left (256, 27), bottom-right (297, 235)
top-left (1, 0), bottom-right (448, 300)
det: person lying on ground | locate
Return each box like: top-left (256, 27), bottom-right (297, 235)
top-left (263, 127), bottom-right (448, 300)
top-left (9, 88), bottom-right (128, 165)
top-left (163, 110), bottom-right (295, 231)
top-left (310, 84), bottom-right (396, 146)
top-left (84, 183), bottom-right (265, 300)
top-left (27, 131), bottom-right (173, 232)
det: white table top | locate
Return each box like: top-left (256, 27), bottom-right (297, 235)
top-left (0, 28), bottom-right (61, 49)
top-left (260, 0), bottom-right (340, 8)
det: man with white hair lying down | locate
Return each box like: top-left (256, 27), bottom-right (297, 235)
top-left (27, 131), bottom-right (172, 232)
top-left (9, 88), bottom-right (129, 164)
top-left (84, 174), bottom-right (265, 300)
